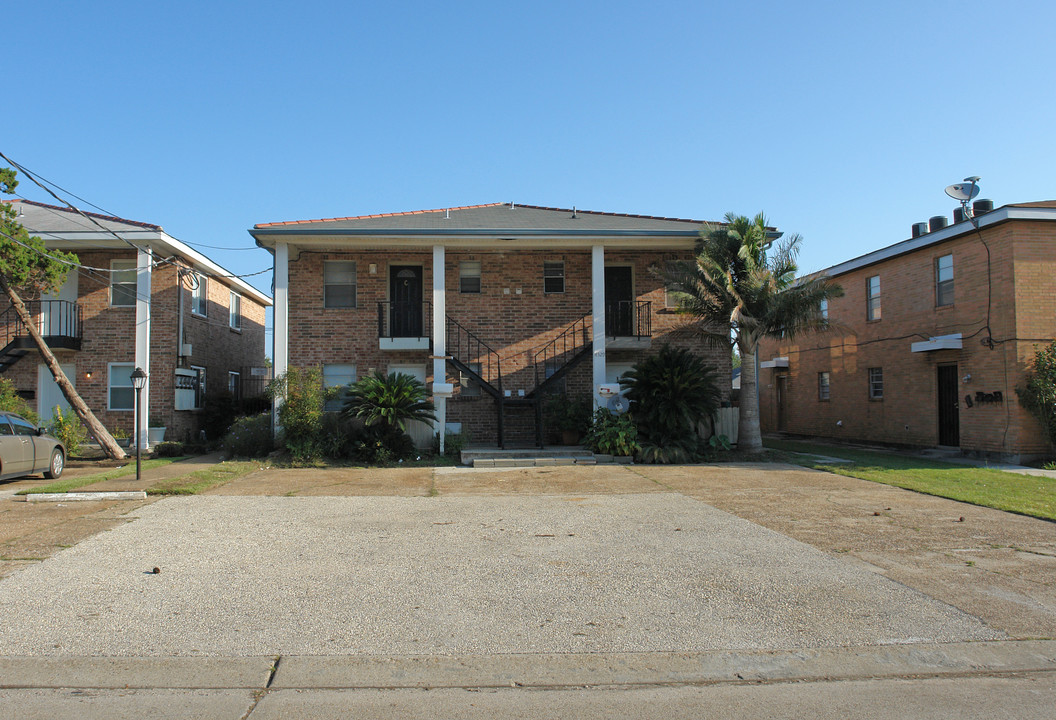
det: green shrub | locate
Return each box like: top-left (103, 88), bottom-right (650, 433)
top-left (222, 414), bottom-right (273, 458)
top-left (584, 409), bottom-right (640, 457)
top-left (47, 405), bottom-right (87, 455)
top-left (1018, 340), bottom-right (1056, 450)
top-left (154, 441), bottom-right (185, 457)
top-left (0, 377), bottom-right (38, 423)
top-left (268, 367), bottom-right (328, 462)
top-left (622, 345), bottom-right (721, 460)
top-left (544, 393), bottom-right (592, 435)
top-left (434, 430), bottom-right (470, 457)
top-left (343, 371), bottom-right (437, 432)
top-left (353, 425), bottom-right (417, 464)
top-left (201, 390), bottom-right (238, 443)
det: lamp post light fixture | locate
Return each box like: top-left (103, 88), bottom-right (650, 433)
top-left (130, 367), bottom-right (148, 481)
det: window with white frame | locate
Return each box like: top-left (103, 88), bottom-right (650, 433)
top-left (820, 298), bottom-right (828, 320)
top-left (110, 260), bottom-right (137, 307)
top-left (108, 363), bottom-right (136, 410)
top-left (323, 364), bottom-right (356, 412)
top-left (228, 371), bottom-right (241, 401)
top-left (818, 371), bottom-right (830, 401)
top-left (191, 365), bottom-right (206, 409)
top-left (544, 262), bottom-right (565, 294)
top-left (935, 254), bottom-right (954, 307)
top-left (459, 261), bottom-right (481, 294)
top-left (868, 367), bottom-right (883, 400)
top-left (459, 362), bottom-right (482, 397)
top-left (229, 291), bottom-right (242, 330)
top-left (665, 282), bottom-right (688, 309)
top-left (324, 261), bottom-right (357, 308)
top-left (866, 275), bottom-right (881, 321)
top-left (191, 273), bottom-right (207, 316)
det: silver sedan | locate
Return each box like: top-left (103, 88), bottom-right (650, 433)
top-left (0, 412), bottom-right (66, 481)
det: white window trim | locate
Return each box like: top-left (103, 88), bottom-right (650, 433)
top-left (191, 273), bottom-right (208, 317)
top-left (110, 259), bottom-right (137, 308)
top-left (323, 363), bottom-right (357, 412)
top-left (544, 261), bottom-right (565, 294)
top-left (324, 261), bottom-right (358, 308)
top-left (459, 261), bottom-right (482, 294)
top-left (191, 365), bottom-right (206, 409)
top-left (107, 362), bottom-right (136, 411)
top-left (229, 291), bottom-right (242, 331)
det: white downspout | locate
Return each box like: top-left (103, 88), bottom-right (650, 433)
top-left (431, 244), bottom-right (451, 453)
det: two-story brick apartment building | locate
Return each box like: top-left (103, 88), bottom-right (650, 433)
top-left (251, 203), bottom-right (731, 448)
top-left (756, 200), bottom-right (1056, 461)
top-left (1, 200), bottom-right (272, 445)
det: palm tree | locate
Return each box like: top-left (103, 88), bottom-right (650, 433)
top-left (660, 212), bottom-right (842, 453)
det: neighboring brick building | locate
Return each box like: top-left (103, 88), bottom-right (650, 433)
top-left (756, 200), bottom-right (1056, 461)
top-left (251, 203), bottom-right (731, 447)
top-left (1, 200), bottom-right (272, 445)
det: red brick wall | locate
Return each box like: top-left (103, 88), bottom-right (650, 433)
top-left (757, 219), bottom-right (1055, 458)
top-left (286, 247), bottom-right (730, 446)
top-left (1, 250), bottom-right (268, 443)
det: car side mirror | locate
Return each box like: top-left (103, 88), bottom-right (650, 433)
top-left (37, 427), bottom-right (47, 436)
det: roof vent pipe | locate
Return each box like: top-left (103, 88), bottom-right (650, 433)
top-left (929, 215), bottom-right (949, 232)
top-left (571, 206), bottom-right (577, 219)
top-left (973, 199), bottom-right (994, 215)
top-left (953, 207), bottom-right (966, 223)
top-left (911, 222), bottom-right (928, 238)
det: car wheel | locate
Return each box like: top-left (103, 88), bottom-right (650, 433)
top-left (44, 448), bottom-right (64, 479)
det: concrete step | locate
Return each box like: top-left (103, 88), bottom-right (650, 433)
top-left (461, 446), bottom-right (602, 468)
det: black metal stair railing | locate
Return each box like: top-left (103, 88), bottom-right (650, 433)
top-left (377, 301), bottom-right (432, 339)
top-left (528, 314), bottom-right (593, 398)
top-left (1, 300), bottom-right (82, 371)
top-left (445, 316), bottom-right (503, 399)
top-left (606, 300), bottom-right (651, 339)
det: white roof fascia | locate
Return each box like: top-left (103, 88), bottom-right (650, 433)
top-left (251, 232), bottom-right (697, 252)
top-left (40, 229), bottom-right (271, 307)
top-left (910, 333), bottom-right (963, 353)
top-left (823, 206), bottom-right (1056, 278)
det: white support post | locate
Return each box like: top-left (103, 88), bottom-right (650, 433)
top-left (135, 247), bottom-right (152, 449)
top-left (591, 244), bottom-right (606, 411)
top-left (432, 245), bottom-right (449, 453)
top-left (272, 243), bottom-right (289, 432)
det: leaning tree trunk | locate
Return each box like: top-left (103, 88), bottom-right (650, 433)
top-left (737, 339), bottom-right (764, 453)
top-left (0, 277), bottom-right (127, 460)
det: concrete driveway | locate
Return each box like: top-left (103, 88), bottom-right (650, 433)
top-left (1, 462), bottom-right (1054, 718)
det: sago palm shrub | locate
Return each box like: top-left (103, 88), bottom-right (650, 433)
top-left (621, 345), bottom-right (721, 463)
top-left (343, 371), bottom-right (436, 460)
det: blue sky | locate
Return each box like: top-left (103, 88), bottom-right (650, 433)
top-left (6, 0), bottom-right (1055, 305)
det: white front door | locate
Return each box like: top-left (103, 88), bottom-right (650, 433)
top-left (38, 364), bottom-right (75, 421)
top-left (388, 363), bottom-right (433, 449)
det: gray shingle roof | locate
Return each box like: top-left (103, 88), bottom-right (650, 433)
top-left (254, 203), bottom-right (708, 234)
top-left (6, 199), bottom-right (161, 234)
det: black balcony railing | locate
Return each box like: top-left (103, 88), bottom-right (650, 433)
top-left (606, 300), bottom-right (651, 339)
top-left (1, 300), bottom-right (82, 350)
top-left (377, 301), bottom-right (432, 339)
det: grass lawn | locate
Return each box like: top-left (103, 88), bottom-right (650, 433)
top-left (16, 457), bottom-right (189, 495)
top-left (146, 462), bottom-right (258, 495)
top-left (765, 438), bottom-right (1056, 521)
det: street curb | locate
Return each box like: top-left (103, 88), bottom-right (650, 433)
top-left (24, 491), bottom-right (148, 503)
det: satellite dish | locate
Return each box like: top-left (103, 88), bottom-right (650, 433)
top-left (608, 395), bottom-right (630, 414)
top-left (945, 182), bottom-right (980, 202)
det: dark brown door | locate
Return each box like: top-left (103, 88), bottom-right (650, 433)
top-left (776, 375), bottom-right (788, 431)
top-left (937, 365), bottom-right (960, 446)
top-left (605, 267), bottom-right (633, 337)
top-left (390, 266), bottom-right (423, 337)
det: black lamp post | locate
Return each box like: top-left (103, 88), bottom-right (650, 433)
top-left (131, 367), bottom-right (147, 481)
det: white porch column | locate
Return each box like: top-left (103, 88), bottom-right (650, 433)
top-left (591, 244), bottom-right (607, 410)
top-left (134, 247), bottom-right (152, 450)
top-left (431, 245), bottom-right (452, 453)
top-left (272, 242), bottom-right (289, 431)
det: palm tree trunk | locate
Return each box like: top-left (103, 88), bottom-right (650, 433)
top-left (0, 276), bottom-right (127, 460)
top-left (737, 341), bottom-right (764, 453)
